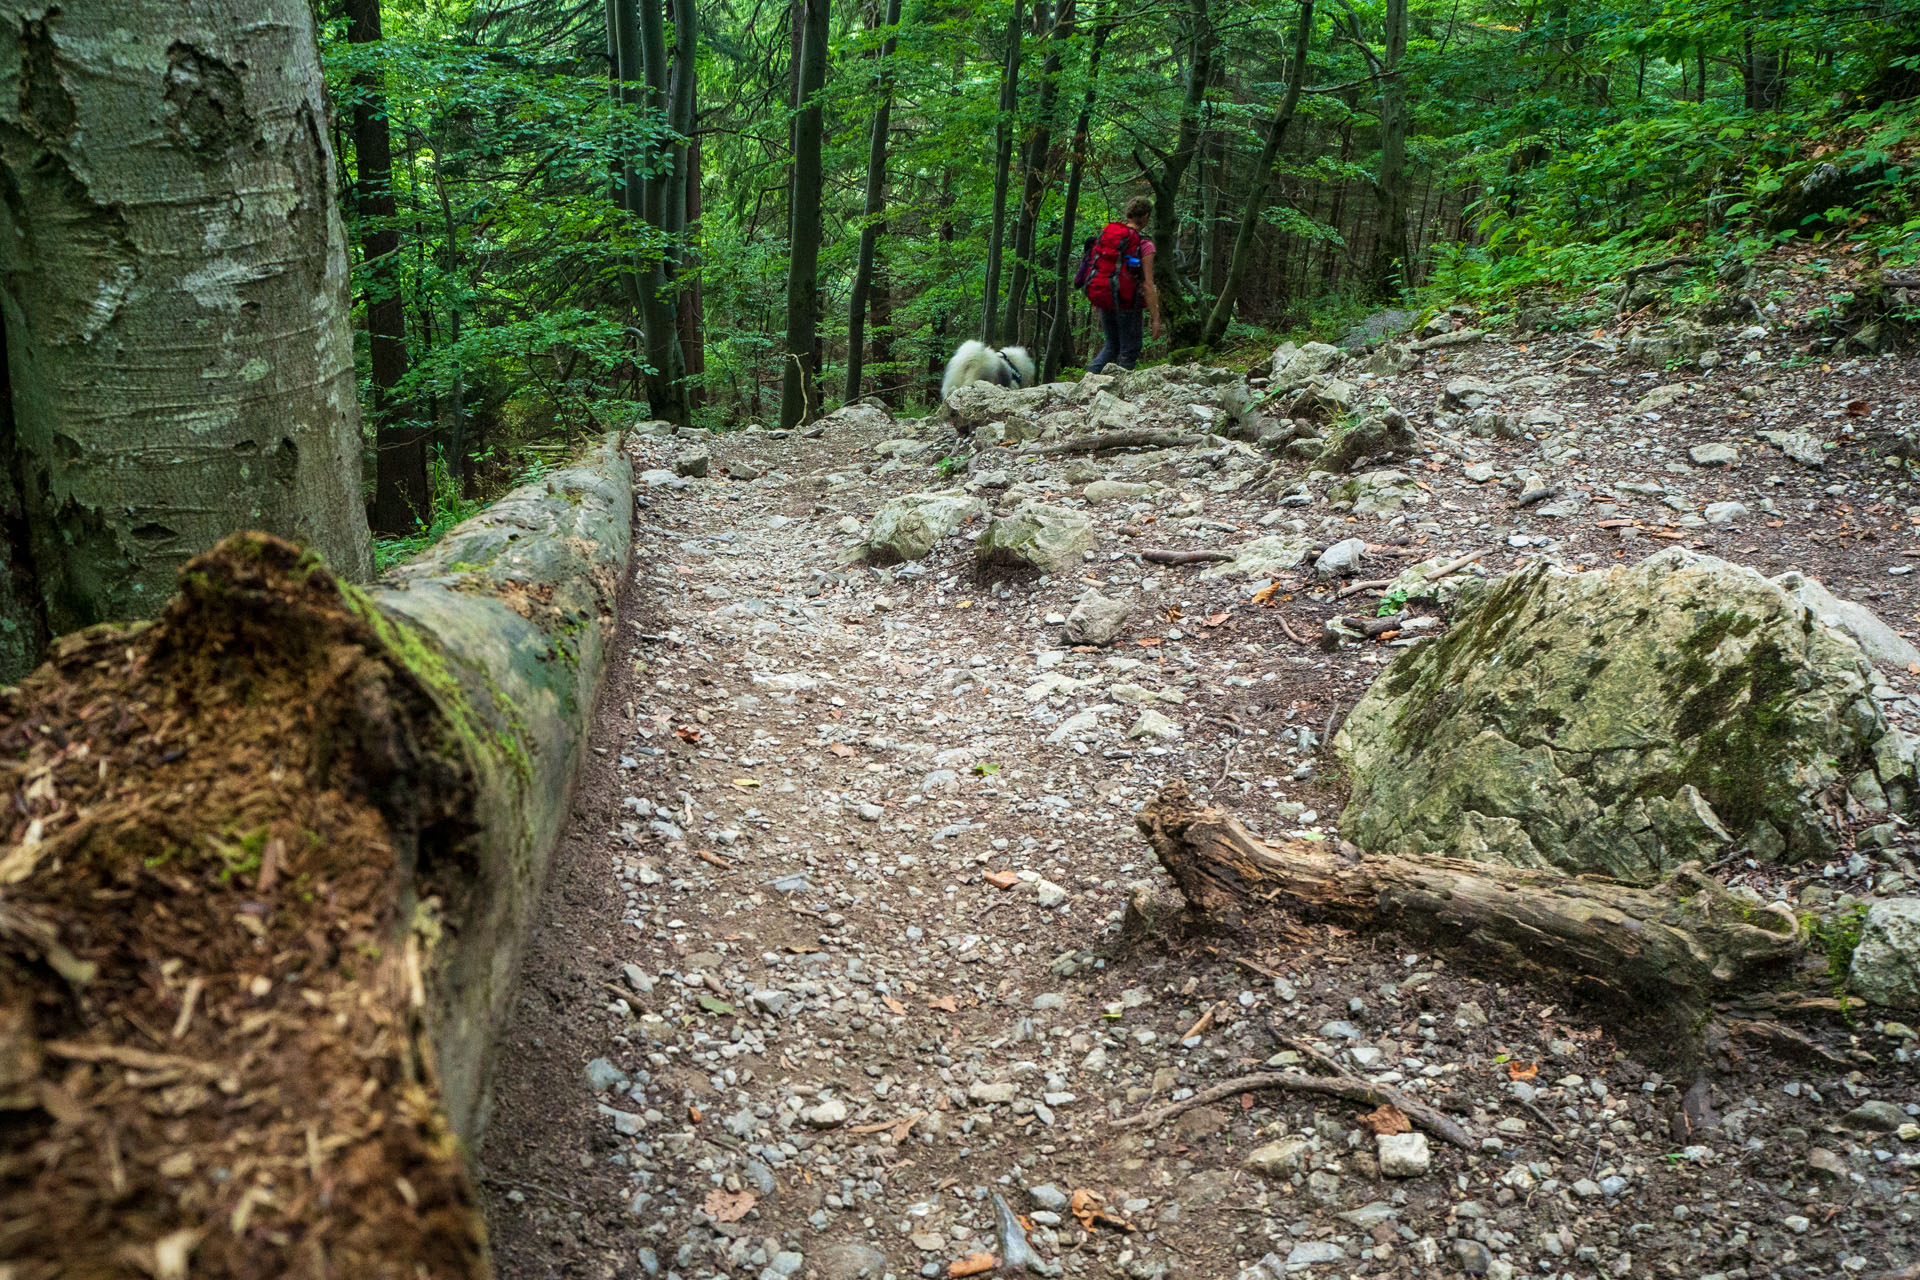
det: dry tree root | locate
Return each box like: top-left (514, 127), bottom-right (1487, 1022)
top-left (1134, 782), bottom-right (1820, 1060)
top-left (1113, 1068), bottom-right (1476, 1149)
top-left (1017, 428), bottom-right (1217, 457)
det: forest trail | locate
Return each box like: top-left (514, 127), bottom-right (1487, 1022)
top-left (476, 315), bottom-right (1919, 1280)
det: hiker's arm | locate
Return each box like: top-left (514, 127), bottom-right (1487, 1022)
top-left (1142, 248), bottom-right (1163, 339)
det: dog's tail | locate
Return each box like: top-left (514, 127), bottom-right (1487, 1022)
top-left (941, 339), bottom-right (995, 400)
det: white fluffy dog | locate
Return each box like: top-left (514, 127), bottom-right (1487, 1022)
top-left (941, 339), bottom-right (1036, 400)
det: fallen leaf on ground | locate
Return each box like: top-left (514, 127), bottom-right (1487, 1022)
top-left (1506, 1061), bottom-right (1539, 1081)
top-left (829, 743), bottom-right (856, 757)
top-left (1069, 1188), bottom-right (1136, 1233)
top-left (1202, 612), bottom-right (1229, 627)
top-left (1137, 636), bottom-right (1163, 647)
top-left (689, 1105), bottom-right (703, 1124)
top-left (703, 1189), bottom-right (756, 1223)
top-left (928, 995), bottom-right (959, 1013)
top-left (1357, 1103), bottom-right (1411, 1135)
top-left (1250, 582), bottom-right (1281, 606)
top-left (983, 870), bottom-right (1018, 890)
top-left (731, 778), bottom-right (761, 789)
top-left (674, 725), bottom-right (702, 742)
top-left (881, 993), bottom-right (906, 1016)
top-left (947, 1253), bottom-right (998, 1277)
top-left (1846, 399), bottom-right (1871, 417)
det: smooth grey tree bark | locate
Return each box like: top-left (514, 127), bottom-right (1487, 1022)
top-left (0, 0), bottom-right (372, 648)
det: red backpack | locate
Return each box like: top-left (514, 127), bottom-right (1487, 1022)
top-left (1082, 221), bottom-right (1144, 311)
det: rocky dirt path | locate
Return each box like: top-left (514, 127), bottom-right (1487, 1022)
top-left (478, 311), bottom-right (1918, 1280)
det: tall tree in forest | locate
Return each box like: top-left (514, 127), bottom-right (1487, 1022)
top-left (347, 0), bottom-right (429, 535)
top-left (1004, 0), bottom-right (1074, 348)
top-left (779, 0), bottom-right (832, 428)
top-left (1201, 0), bottom-right (1314, 347)
top-left (1044, 4), bottom-right (1108, 382)
top-left (1353, 0), bottom-right (1410, 296)
top-left (669, 0), bottom-right (707, 409)
top-left (0, 0), bottom-right (371, 669)
top-left (1138, 0), bottom-right (1216, 345)
top-left (846, 0), bottom-right (906, 402)
top-left (978, 0), bottom-right (1024, 346)
top-left (637, 0), bottom-right (689, 422)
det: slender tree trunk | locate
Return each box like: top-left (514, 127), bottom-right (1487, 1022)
top-left (1044, 5), bottom-right (1108, 382)
top-left (637, 0), bottom-right (687, 422)
top-left (1201, 0), bottom-right (1314, 348)
top-left (1367, 0), bottom-right (1410, 297)
top-left (680, 129), bottom-right (709, 411)
top-left (980, 0), bottom-right (1023, 346)
top-left (1004, 0), bottom-right (1072, 348)
top-left (347, 0), bottom-right (427, 535)
top-left (846, 0), bottom-right (904, 402)
top-left (664, 0), bottom-right (701, 412)
top-left (0, 0), bottom-right (371, 639)
top-left (1142, 0), bottom-right (1216, 346)
top-left (779, 0), bottom-right (831, 429)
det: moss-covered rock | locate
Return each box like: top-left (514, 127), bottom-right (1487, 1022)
top-left (977, 502), bottom-right (1096, 575)
top-left (1337, 550), bottom-right (1912, 880)
top-left (860, 491), bottom-right (987, 563)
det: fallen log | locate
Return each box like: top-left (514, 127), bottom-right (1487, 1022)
top-left (0, 434), bottom-right (633, 1277)
top-left (1016, 428), bottom-right (1217, 457)
top-left (1135, 781), bottom-right (1808, 1037)
top-left (1139, 548), bottom-right (1235, 565)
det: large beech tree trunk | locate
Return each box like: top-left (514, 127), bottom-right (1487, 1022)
top-left (1137, 782), bottom-right (1812, 1043)
top-left (0, 0), bottom-right (372, 639)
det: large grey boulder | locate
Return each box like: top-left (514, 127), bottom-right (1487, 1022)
top-left (1329, 469), bottom-right (1422, 516)
top-left (1064, 589), bottom-right (1131, 645)
top-left (1269, 341), bottom-right (1343, 390)
top-left (1200, 534), bottom-right (1315, 580)
top-left (977, 502), bottom-right (1096, 575)
top-left (860, 490), bottom-right (986, 563)
top-left (1772, 571), bottom-right (1920, 674)
top-left (1337, 550), bottom-right (1912, 879)
top-left (939, 382), bottom-right (1055, 436)
top-left (1849, 899), bottom-right (1920, 1009)
top-left (1317, 408), bottom-right (1419, 473)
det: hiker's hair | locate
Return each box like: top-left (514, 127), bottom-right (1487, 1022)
top-left (1123, 195), bottom-right (1152, 223)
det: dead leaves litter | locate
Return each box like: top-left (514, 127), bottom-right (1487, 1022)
top-left (947, 1253), bottom-right (998, 1277)
top-left (1357, 1103), bottom-right (1412, 1135)
top-left (703, 1188), bottom-right (756, 1223)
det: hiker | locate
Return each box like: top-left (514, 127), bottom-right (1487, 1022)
top-left (1075, 195), bottom-right (1163, 371)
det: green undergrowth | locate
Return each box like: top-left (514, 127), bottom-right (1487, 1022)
top-left (1419, 92), bottom-right (1920, 313)
top-left (373, 449), bottom-right (563, 573)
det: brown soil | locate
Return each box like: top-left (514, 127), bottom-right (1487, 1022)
top-left (0, 536), bottom-right (485, 1280)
